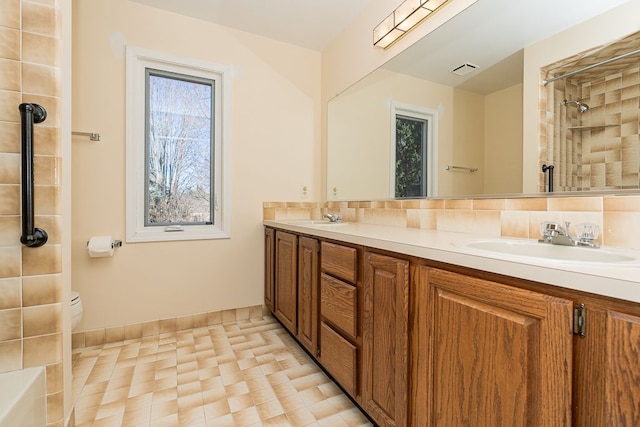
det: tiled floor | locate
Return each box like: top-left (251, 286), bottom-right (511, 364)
top-left (72, 316), bottom-right (372, 426)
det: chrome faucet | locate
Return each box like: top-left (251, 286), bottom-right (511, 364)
top-left (539, 221), bottom-right (599, 248)
top-left (323, 213), bottom-right (342, 223)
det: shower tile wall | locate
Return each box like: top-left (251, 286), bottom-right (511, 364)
top-left (580, 67), bottom-right (640, 190)
top-left (0, 1), bottom-right (64, 426)
top-left (540, 34), bottom-right (640, 192)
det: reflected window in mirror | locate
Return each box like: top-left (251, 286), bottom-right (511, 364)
top-left (392, 103), bottom-right (436, 198)
top-left (395, 115), bottom-right (428, 197)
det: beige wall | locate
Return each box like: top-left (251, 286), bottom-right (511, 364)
top-left (327, 69), bottom-right (454, 200)
top-left (439, 84), bottom-right (522, 197)
top-left (484, 83), bottom-right (523, 194)
top-left (450, 89), bottom-right (484, 196)
top-left (71, 0), bottom-right (321, 331)
top-left (0, 0), bottom-right (69, 425)
top-left (320, 0), bottom-right (478, 197)
top-left (523, 0), bottom-right (640, 192)
top-left (326, 75), bottom-right (521, 199)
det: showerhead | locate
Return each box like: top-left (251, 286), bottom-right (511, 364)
top-left (562, 99), bottom-right (590, 113)
top-left (577, 102), bottom-right (589, 113)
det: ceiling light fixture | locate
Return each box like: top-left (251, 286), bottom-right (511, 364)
top-left (373, 0), bottom-right (451, 49)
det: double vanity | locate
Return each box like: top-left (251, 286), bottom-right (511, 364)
top-left (264, 219), bottom-right (640, 426)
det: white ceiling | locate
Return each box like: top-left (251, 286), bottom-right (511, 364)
top-left (129, 0), bottom-right (373, 51)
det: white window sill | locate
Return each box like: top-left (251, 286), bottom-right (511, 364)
top-left (126, 227), bottom-right (230, 243)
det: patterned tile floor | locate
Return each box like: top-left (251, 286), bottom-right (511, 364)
top-left (72, 316), bottom-right (372, 426)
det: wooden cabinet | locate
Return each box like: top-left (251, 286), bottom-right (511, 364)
top-left (297, 236), bottom-right (319, 355)
top-left (414, 267), bottom-right (573, 426)
top-left (599, 310), bottom-right (640, 425)
top-left (274, 230), bottom-right (297, 334)
top-left (264, 227), bottom-right (275, 313)
top-left (269, 229), bottom-right (320, 355)
top-left (265, 226), bottom-right (640, 426)
top-left (362, 251), bottom-right (409, 427)
top-left (319, 241), bottom-right (361, 398)
top-left (572, 304), bottom-right (640, 425)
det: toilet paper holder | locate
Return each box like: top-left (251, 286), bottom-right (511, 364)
top-left (85, 239), bottom-right (122, 248)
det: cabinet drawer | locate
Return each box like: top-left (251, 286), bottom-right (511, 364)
top-left (321, 273), bottom-right (357, 339)
top-left (320, 322), bottom-right (357, 397)
top-left (321, 242), bottom-right (357, 284)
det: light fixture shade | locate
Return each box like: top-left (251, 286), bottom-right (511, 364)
top-left (373, 0), bottom-right (455, 49)
top-left (395, 0), bottom-right (432, 31)
top-left (374, 13), bottom-right (404, 48)
top-left (423, 0), bottom-right (448, 11)
top-left (374, 27), bottom-right (405, 49)
top-left (394, 0), bottom-right (422, 21)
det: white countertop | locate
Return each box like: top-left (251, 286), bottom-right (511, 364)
top-left (264, 220), bottom-right (640, 304)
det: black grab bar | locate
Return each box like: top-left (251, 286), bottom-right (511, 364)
top-left (19, 103), bottom-right (48, 248)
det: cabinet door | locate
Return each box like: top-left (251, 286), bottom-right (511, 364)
top-left (362, 251), bottom-right (409, 427)
top-left (320, 322), bottom-right (358, 397)
top-left (264, 227), bottom-right (275, 313)
top-left (297, 236), bottom-right (319, 354)
top-left (416, 267), bottom-right (573, 426)
top-left (275, 231), bottom-right (297, 334)
top-left (574, 307), bottom-right (640, 426)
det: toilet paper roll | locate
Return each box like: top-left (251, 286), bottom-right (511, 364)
top-left (87, 236), bottom-right (114, 258)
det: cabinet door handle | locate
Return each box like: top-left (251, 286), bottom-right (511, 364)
top-left (573, 303), bottom-right (586, 337)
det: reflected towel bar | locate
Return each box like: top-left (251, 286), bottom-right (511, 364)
top-left (72, 131), bottom-right (101, 141)
top-left (445, 165), bottom-right (478, 172)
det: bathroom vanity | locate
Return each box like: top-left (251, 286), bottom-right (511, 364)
top-left (264, 220), bottom-right (640, 426)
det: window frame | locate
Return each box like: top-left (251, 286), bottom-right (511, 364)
top-left (126, 46), bottom-right (231, 242)
top-left (390, 101), bottom-right (439, 198)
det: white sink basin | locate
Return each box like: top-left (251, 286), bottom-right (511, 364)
top-left (458, 239), bottom-right (637, 264)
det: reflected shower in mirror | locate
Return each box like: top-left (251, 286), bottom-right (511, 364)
top-left (562, 99), bottom-right (590, 113)
top-left (540, 30), bottom-right (640, 193)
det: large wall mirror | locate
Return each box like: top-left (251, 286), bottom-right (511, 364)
top-left (326, 0), bottom-right (638, 200)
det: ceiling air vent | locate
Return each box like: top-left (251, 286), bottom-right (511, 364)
top-left (450, 62), bottom-right (479, 76)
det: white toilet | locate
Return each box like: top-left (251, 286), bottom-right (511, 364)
top-left (71, 291), bottom-right (83, 331)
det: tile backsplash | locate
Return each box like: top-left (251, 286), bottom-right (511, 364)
top-left (264, 194), bottom-right (640, 249)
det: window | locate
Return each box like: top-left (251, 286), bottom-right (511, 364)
top-left (391, 103), bottom-right (438, 198)
top-left (126, 47), bottom-right (230, 242)
top-left (395, 115), bottom-right (428, 198)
